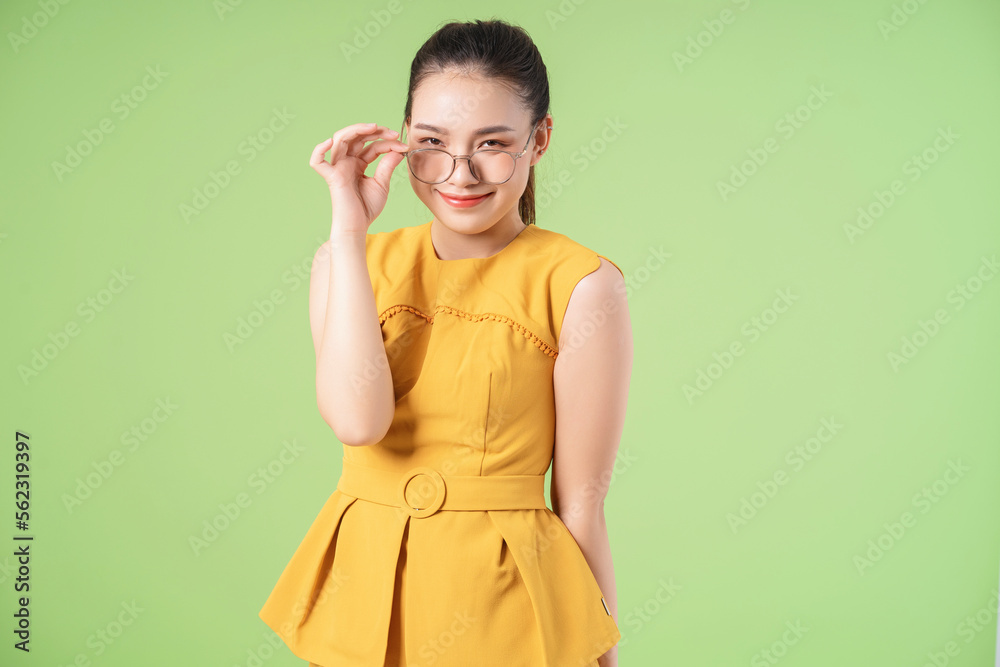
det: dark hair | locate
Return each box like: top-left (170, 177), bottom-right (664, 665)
top-left (403, 19), bottom-right (550, 227)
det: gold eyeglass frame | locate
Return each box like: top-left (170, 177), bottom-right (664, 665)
top-left (399, 120), bottom-right (551, 185)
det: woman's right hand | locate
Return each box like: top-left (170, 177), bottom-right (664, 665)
top-left (309, 123), bottom-right (409, 233)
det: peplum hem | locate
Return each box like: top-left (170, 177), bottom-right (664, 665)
top-left (260, 489), bottom-right (620, 667)
top-left (488, 508), bottom-right (621, 667)
top-left (258, 488), bottom-right (358, 665)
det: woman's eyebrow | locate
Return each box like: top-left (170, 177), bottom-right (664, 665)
top-left (413, 122), bottom-right (516, 136)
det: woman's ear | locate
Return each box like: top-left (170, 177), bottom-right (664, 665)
top-left (531, 113), bottom-right (553, 165)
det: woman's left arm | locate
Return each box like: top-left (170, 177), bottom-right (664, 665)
top-left (552, 257), bottom-right (633, 667)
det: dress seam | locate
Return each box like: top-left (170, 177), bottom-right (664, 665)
top-left (378, 303), bottom-right (559, 358)
top-left (480, 372), bottom-right (491, 476)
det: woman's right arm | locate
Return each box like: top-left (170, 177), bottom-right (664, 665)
top-left (310, 232), bottom-right (393, 446)
top-left (307, 123), bottom-right (409, 446)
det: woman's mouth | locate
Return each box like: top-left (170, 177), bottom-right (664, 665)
top-left (438, 191), bottom-right (494, 208)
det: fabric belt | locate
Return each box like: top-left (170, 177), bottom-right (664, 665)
top-left (336, 458), bottom-right (548, 518)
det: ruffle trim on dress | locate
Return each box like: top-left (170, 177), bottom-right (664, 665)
top-left (379, 304), bottom-right (559, 358)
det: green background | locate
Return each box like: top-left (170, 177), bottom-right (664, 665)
top-left (2, 0), bottom-right (999, 665)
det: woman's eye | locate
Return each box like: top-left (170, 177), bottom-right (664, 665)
top-left (418, 137), bottom-right (509, 149)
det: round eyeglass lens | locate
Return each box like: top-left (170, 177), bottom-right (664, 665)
top-left (408, 150), bottom-right (516, 185)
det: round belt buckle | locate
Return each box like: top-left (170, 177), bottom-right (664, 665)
top-left (397, 467), bottom-right (446, 518)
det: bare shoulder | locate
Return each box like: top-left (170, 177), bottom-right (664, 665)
top-left (559, 257), bottom-right (629, 350)
top-left (576, 256), bottom-right (625, 296)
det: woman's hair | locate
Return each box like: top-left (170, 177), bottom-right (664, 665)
top-left (403, 18), bottom-right (550, 227)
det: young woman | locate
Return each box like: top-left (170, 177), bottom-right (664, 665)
top-left (259, 18), bottom-right (633, 667)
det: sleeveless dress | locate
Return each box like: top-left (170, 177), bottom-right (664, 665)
top-left (258, 219), bottom-right (624, 667)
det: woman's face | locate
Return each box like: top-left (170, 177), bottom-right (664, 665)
top-left (403, 72), bottom-right (550, 234)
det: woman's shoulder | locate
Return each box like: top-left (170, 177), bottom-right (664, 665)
top-left (516, 224), bottom-right (626, 346)
top-left (519, 223), bottom-right (623, 278)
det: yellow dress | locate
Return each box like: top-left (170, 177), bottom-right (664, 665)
top-left (259, 219), bottom-right (624, 667)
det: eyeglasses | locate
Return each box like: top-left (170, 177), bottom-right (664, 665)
top-left (399, 121), bottom-right (547, 185)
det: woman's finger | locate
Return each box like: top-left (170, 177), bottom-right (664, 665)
top-left (373, 149), bottom-right (405, 193)
top-left (309, 137), bottom-right (335, 168)
top-left (331, 122), bottom-right (383, 146)
top-left (333, 126), bottom-right (398, 163)
top-left (355, 138), bottom-right (408, 165)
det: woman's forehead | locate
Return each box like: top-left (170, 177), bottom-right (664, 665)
top-left (411, 74), bottom-right (525, 125)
